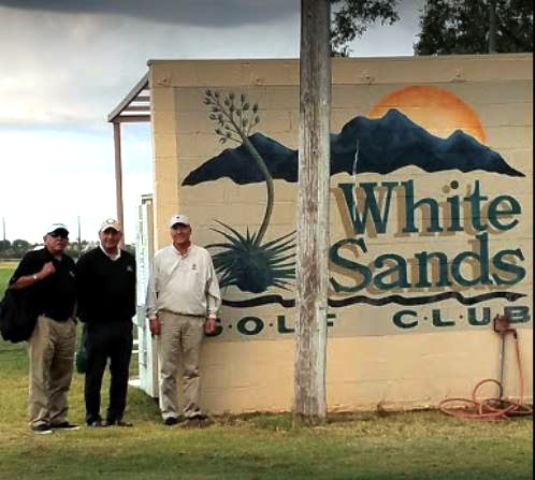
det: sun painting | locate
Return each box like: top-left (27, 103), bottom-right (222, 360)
top-left (368, 86), bottom-right (486, 143)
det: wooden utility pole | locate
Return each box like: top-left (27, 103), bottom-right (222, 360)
top-left (488, 0), bottom-right (497, 53)
top-left (77, 215), bottom-right (82, 256)
top-left (294, 0), bottom-right (331, 425)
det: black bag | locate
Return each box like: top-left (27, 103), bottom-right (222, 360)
top-left (75, 325), bottom-right (88, 374)
top-left (0, 288), bottom-right (38, 343)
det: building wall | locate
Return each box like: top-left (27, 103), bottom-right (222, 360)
top-left (149, 54), bottom-right (532, 413)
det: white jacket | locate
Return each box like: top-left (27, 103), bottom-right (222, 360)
top-left (146, 244), bottom-right (221, 319)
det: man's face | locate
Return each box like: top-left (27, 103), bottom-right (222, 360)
top-left (99, 228), bottom-right (122, 251)
top-left (44, 230), bottom-right (69, 255)
top-left (170, 223), bottom-right (192, 247)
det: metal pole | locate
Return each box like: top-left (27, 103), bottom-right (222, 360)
top-left (498, 334), bottom-right (506, 399)
top-left (113, 121), bottom-right (125, 248)
top-left (294, 0), bottom-right (331, 425)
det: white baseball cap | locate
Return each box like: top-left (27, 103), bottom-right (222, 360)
top-left (169, 214), bottom-right (190, 228)
top-left (99, 218), bottom-right (122, 233)
top-left (46, 223), bottom-right (69, 236)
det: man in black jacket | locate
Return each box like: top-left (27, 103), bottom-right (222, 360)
top-left (76, 218), bottom-right (136, 427)
top-left (10, 223), bottom-right (78, 434)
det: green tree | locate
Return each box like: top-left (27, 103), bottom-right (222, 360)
top-left (415, 0), bottom-right (533, 55)
top-left (12, 239), bottom-right (31, 257)
top-left (0, 239), bottom-right (14, 259)
top-left (0, 239), bottom-right (11, 252)
top-left (330, 0), bottom-right (400, 56)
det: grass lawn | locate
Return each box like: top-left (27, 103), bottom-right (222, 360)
top-left (0, 260), bottom-right (17, 293)
top-left (0, 262), bottom-right (533, 479)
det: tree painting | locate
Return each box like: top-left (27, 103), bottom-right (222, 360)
top-left (202, 90), bottom-right (295, 294)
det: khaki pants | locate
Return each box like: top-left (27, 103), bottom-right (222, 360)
top-left (158, 311), bottom-right (204, 420)
top-left (28, 315), bottom-right (76, 427)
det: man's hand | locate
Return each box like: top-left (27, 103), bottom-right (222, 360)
top-left (204, 317), bottom-right (217, 335)
top-left (11, 261), bottom-right (56, 290)
top-left (39, 261), bottom-right (56, 279)
top-left (149, 317), bottom-right (161, 337)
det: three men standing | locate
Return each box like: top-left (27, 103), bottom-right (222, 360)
top-left (76, 219), bottom-right (136, 427)
top-left (10, 214), bottom-right (218, 431)
top-left (146, 214), bottom-right (221, 426)
top-left (10, 223), bottom-right (78, 434)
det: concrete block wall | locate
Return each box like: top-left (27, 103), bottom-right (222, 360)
top-left (148, 54), bottom-right (532, 413)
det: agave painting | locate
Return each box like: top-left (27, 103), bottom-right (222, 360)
top-left (202, 90), bottom-right (295, 293)
top-left (208, 222), bottom-right (295, 293)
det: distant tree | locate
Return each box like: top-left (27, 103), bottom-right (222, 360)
top-left (64, 241), bottom-right (135, 261)
top-left (0, 239), bottom-right (11, 252)
top-left (415, 0), bottom-right (533, 55)
top-left (330, 0), bottom-right (400, 56)
top-left (12, 239), bottom-right (31, 257)
top-left (0, 239), bottom-right (14, 259)
top-left (123, 244), bottom-right (136, 256)
top-left (65, 240), bottom-right (98, 260)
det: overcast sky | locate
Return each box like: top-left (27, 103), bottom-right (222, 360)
top-left (0, 0), bottom-right (424, 244)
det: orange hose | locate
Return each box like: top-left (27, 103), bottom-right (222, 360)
top-left (439, 330), bottom-right (532, 421)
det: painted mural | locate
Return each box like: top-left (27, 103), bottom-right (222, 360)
top-left (182, 86), bottom-right (530, 334)
top-left (193, 90), bottom-right (296, 295)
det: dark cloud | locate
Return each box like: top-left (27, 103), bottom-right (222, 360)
top-left (0, 0), bottom-right (299, 28)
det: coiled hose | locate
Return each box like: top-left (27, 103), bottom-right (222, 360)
top-left (439, 315), bottom-right (533, 421)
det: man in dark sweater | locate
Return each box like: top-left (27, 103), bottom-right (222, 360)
top-left (76, 218), bottom-right (136, 427)
top-left (10, 223), bottom-right (78, 434)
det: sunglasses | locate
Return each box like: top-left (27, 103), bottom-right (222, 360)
top-left (49, 232), bottom-right (69, 239)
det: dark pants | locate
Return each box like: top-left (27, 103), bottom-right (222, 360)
top-left (84, 321), bottom-right (133, 424)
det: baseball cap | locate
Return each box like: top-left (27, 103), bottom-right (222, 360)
top-left (169, 214), bottom-right (190, 228)
top-left (46, 223), bottom-right (69, 236)
top-left (99, 218), bottom-right (122, 233)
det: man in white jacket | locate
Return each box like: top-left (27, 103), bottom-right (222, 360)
top-left (146, 214), bottom-right (221, 426)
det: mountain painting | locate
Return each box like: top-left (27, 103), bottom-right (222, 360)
top-left (183, 108), bottom-right (524, 187)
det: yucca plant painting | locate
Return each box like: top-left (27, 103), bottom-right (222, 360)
top-left (201, 90), bottom-right (296, 293)
top-left (208, 222), bottom-right (295, 293)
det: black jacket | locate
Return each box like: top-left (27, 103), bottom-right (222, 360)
top-left (76, 247), bottom-right (136, 324)
top-left (10, 248), bottom-right (76, 322)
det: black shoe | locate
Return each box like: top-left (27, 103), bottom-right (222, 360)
top-left (163, 417), bottom-right (178, 426)
top-left (31, 423), bottom-right (53, 435)
top-left (105, 419), bottom-right (133, 427)
top-left (117, 420), bottom-right (133, 427)
top-left (87, 420), bottom-right (103, 427)
top-left (183, 415), bottom-right (212, 428)
top-left (190, 413), bottom-right (208, 420)
top-left (50, 422), bottom-right (80, 431)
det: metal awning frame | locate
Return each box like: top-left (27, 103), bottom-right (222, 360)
top-left (107, 72), bottom-right (151, 245)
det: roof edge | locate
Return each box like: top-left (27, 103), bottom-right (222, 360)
top-left (107, 72), bottom-right (149, 123)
